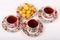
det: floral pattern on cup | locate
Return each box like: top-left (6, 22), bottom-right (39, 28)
top-left (22, 19), bottom-right (43, 37)
top-left (2, 15), bottom-right (23, 32)
top-left (38, 6), bottom-right (58, 23)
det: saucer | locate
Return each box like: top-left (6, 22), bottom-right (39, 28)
top-left (38, 6), bottom-right (58, 23)
top-left (2, 15), bottom-right (23, 32)
top-left (22, 19), bottom-right (43, 37)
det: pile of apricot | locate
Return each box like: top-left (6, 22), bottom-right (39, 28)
top-left (17, 3), bottom-right (36, 18)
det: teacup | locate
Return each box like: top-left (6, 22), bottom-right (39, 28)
top-left (22, 19), bottom-right (43, 37)
top-left (2, 15), bottom-right (23, 32)
top-left (38, 6), bottom-right (57, 23)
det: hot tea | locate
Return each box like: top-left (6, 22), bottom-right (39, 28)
top-left (44, 7), bottom-right (54, 14)
top-left (7, 16), bottom-right (17, 23)
top-left (28, 19), bottom-right (38, 28)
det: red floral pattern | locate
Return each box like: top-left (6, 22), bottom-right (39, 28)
top-left (2, 15), bottom-right (23, 32)
top-left (38, 7), bottom-right (57, 23)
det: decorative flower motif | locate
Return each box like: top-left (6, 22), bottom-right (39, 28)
top-left (38, 7), bottom-right (58, 23)
top-left (2, 15), bottom-right (23, 32)
top-left (2, 3), bottom-right (58, 37)
top-left (22, 19), bottom-right (43, 37)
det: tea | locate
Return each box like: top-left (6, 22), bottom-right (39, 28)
top-left (7, 16), bottom-right (17, 23)
top-left (28, 19), bottom-right (38, 28)
top-left (44, 7), bottom-right (54, 14)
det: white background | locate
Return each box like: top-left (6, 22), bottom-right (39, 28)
top-left (0, 0), bottom-right (60, 40)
